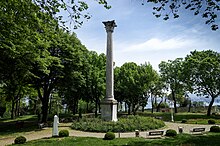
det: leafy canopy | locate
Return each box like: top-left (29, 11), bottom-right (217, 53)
top-left (145, 0), bottom-right (220, 30)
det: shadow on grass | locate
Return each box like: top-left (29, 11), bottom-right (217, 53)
top-left (127, 133), bottom-right (220, 146)
top-left (0, 115), bottom-right (41, 137)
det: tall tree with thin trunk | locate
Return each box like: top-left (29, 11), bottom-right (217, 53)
top-left (184, 50), bottom-right (220, 116)
top-left (159, 58), bottom-right (184, 113)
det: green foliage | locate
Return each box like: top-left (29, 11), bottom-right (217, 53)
top-left (115, 62), bottom-right (158, 114)
top-left (208, 119), bottom-right (216, 124)
top-left (71, 115), bottom-right (165, 132)
top-left (0, 0), bottom-right (109, 122)
top-left (59, 130), bottom-right (69, 137)
top-left (145, 0), bottom-right (219, 30)
top-left (165, 129), bottom-right (177, 137)
top-left (160, 102), bottom-right (169, 108)
top-left (184, 50), bottom-right (220, 116)
top-left (159, 58), bottom-right (185, 113)
top-left (181, 119), bottom-right (187, 123)
top-left (104, 132), bottom-right (115, 140)
top-left (14, 136), bottom-right (27, 144)
top-left (210, 126), bottom-right (220, 133)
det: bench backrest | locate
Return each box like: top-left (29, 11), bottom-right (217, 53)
top-left (193, 128), bottom-right (205, 132)
top-left (149, 131), bottom-right (164, 136)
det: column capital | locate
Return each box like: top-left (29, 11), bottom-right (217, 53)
top-left (103, 20), bottom-right (117, 33)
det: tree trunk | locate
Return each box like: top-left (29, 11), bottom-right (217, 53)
top-left (151, 95), bottom-right (154, 113)
top-left (73, 98), bottom-right (78, 115)
top-left (72, 100), bottom-right (76, 115)
top-left (41, 97), bottom-right (49, 123)
top-left (15, 99), bottom-right (18, 117)
top-left (76, 98), bottom-right (78, 114)
top-left (174, 99), bottom-right (177, 113)
top-left (132, 103), bottom-right (137, 115)
top-left (171, 90), bottom-right (178, 113)
top-left (207, 97), bottom-right (215, 116)
top-left (34, 99), bottom-right (37, 114)
top-left (95, 96), bottom-right (98, 118)
top-left (142, 106), bottom-right (144, 112)
top-left (98, 100), bottom-right (101, 113)
top-left (41, 90), bottom-right (50, 123)
top-left (18, 98), bottom-right (21, 116)
top-left (11, 99), bottom-right (15, 119)
top-left (188, 100), bottom-right (191, 112)
top-left (48, 94), bottom-right (52, 114)
top-left (156, 100), bottom-right (163, 112)
top-left (128, 103), bottom-right (131, 115)
top-left (86, 102), bottom-right (89, 113)
top-left (125, 103), bottom-right (127, 112)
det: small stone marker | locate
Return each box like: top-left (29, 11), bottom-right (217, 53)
top-left (135, 130), bottom-right (139, 137)
top-left (178, 127), bottom-right (183, 133)
top-left (52, 115), bottom-right (59, 137)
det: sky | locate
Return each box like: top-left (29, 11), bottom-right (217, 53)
top-left (73, 0), bottom-right (220, 71)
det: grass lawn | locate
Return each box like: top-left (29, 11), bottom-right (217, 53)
top-left (10, 133), bottom-right (220, 146)
top-left (1, 112), bottom-right (220, 140)
top-left (0, 115), bottom-right (38, 138)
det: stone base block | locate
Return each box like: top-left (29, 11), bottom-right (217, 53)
top-left (101, 99), bottom-right (118, 121)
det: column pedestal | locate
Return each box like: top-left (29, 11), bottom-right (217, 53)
top-left (101, 99), bottom-right (118, 121)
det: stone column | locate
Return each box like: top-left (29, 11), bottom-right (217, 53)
top-left (101, 20), bottom-right (118, 121)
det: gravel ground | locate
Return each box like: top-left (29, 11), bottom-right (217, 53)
top-left (0, 122), bottom-right (215, 146)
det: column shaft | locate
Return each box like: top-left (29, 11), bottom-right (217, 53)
top-left (106, 31), bottom-right (114, 100)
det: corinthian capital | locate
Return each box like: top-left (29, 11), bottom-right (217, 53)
top-left (103, 20), bottom-right (117, 33)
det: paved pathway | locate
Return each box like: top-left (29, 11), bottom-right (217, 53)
top-left (0, 122), bottom-right (214, 146)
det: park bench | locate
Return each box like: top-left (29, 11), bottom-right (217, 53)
top-left (38, 122), bottom-right (51, 129)
top-left (155, 116), bottom-right (163, 120)
top-left (146, 130), bottom-right (164, 138)
top-left (38, 123), bottom-right (45, 129)
top-left (190, 127), bottom-right (205, 134)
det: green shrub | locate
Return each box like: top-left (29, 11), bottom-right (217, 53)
top-left (59, 130), bottom-right (69, 137)
top-left (208, 119), bottom-right (216, 124)
top-left (104, 132), bottom-right (115, 140)
top-left (71, 116), bottom-right (165, 132)
top-left (210, 126), bottom-right (220, 132)
top-left (160, 102), bottom-right (169, 108)
top-left (165, 129), bottom-right (177, 137)
top-left (14, 136), bottom-right (26, 144)
top-left (181, 119), bottom-right (187, 123)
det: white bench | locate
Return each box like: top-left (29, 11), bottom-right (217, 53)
top-left (190, 127), bottom-right (205, 134)
top-left (146, 130), bottom-right (164, 138)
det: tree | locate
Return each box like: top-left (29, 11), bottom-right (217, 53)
top-left (86, 52), bottom-right (106, 117)
top-left (57, 34), bottom-right (89, 116)
top-left (144, 0), bottom-right (220, 30)
top-left (32, 0), bottom-right (220, 31)
top-left (31, 28), bottom-right (90, 122)
top-left (0, 0), bottom-right (109, 121)
top-left (159, 58), bottom-right (185, 113)
top-left (0, 0), bottom-right (62, 119)
top-left (31, 0), bottom-right (110, 29)
top-left (0, 0), bottom-right (43, 119)
top-left (139, 63), bottom-right (159, 112)
top-left (184, 50), bottom-right (220, 116)
top-left (150, 76), bottom-right (167, 112)
top-left (115, 62), bottom-right (139, 114)
top-left (0, 86), bottom-right (6, 117)
top-left (114, 62), bottom-right (157, 114)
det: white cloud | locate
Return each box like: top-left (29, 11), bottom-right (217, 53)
top-left (121, 37), bottom-right (196, 52)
